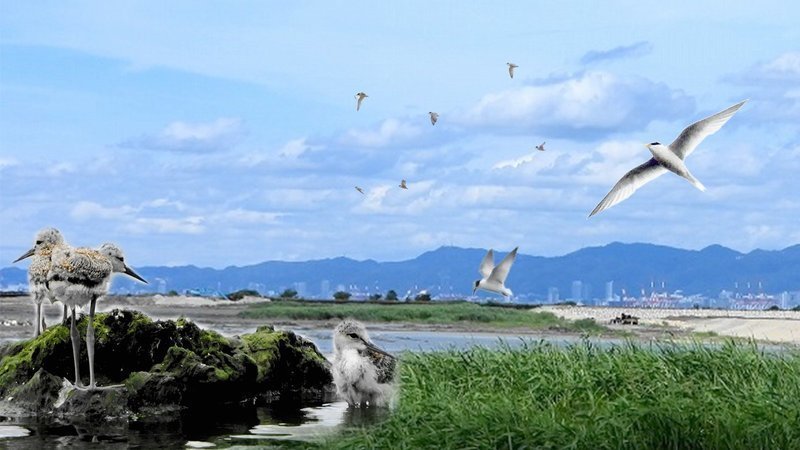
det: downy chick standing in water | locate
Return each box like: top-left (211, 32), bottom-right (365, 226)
top-left (332, 319), bottom-right (397, 407)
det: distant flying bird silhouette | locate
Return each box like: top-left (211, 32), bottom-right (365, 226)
top-left (355, 186), bottom-right (365, 194)
top-left (535, 142), bottom-right (546, 151)
top-left (355, 92), bottom-right (368, 111)
top-left (429, 112), bottom-right (439, 125)
top-left (589, 100), bottom-right (747, 217)
top-left (399, 179), bottom-right (408, 189)
top-left (507, 62), bottom-right (518, 79)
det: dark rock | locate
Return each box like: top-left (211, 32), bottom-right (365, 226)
top-left (0, 309), bottom-right (333, 421)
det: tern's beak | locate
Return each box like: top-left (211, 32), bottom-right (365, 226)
top-left (13, 248), bottom-right (35, 263)
top-left (124, 265), bottom-right (148, 284)
top-left (364, 340), bottom-right (394, 358)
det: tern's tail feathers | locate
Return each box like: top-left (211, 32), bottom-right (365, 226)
top-left (684, 172), bottom-right (706, 192)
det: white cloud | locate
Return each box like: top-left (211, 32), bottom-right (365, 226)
top-left (213, 208), bottom-right (281, 225)
top-left (341, 119), bottom-right (423, 148)
top-left (120, 117), bottom-right (245, 152)
top-left (71, 201), bottom-right (138, 221)
top-left (493, 152), bottom-right (538, 170)
top-left (46, 162), bottom-right (76, 176)
top-left (123, 217), bottom-right (206, 235)
top-left (0, 158), bottom-right (19, 171)
top-left (459, 71), bottom-right (694, 138)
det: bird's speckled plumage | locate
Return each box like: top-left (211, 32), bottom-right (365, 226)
top-left (16, 228), bottom-right (66, 336)
top-left (332, 319), bottom-right (397, 407)
top-left (48, 246), bottom-right (113, 308)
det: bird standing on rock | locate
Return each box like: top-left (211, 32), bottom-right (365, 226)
top-left (48, 243), bottom-right (147, 390)
top-left (13, 228), bottom-right (67, 337)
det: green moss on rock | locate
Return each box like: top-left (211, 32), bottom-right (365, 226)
top-left (0, 309), bottom-right (332, 419)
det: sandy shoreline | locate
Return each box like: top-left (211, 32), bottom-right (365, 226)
top-left (538, 305), bottom-right (800, 344)
top-left (3, 296), bottom-right (799, 345)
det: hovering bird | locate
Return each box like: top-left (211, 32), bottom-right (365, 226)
top-left (399, 179), bottom-right (408, 189)
top-left (429, 112), bottom-right (439, 126)
top-left (332, 319), bottom-right (397, 407)
top-left (13, 228), bottom-right (66, 337)
top-left (589, 100), bottom-right (746, 217)
top-left (507, 62), bottom-right (518, 79)
top-left (355, 186), bottom-right (365, 194)
top-left (355, 92), bottom-right (368, 111)
top-left (49, 243), bottom-right (147, 389)
top-left (535, 142), bottom-right (546, 151)
top-left (473, 247), bottom-right (518, 298)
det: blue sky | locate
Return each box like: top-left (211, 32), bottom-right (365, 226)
top-left (1, 2), bottom-right (799, 267)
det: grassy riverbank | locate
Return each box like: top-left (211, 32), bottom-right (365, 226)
top-left (241, 301), bottom-right (605, 333)
top-left (323, 341), bottom-right (800, 449)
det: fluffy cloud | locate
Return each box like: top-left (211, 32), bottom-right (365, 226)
top-left (580, 41), bottom-right (653, 65)
top-left (458, 71), bottom-right (694, 138)
top-left (340, 118), bottom-right (424, 148)
top-left (726, 52), bottom-right (800, 123)
top-left (120, 117), bottom-right (245, 152)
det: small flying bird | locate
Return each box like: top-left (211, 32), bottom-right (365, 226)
top-left (332, 319), bottom-right (397, 407)
top-left (429, 112), bottom-right (439, 126)
top-left (399, 179), bottom-right (408, 189)
top-left (535, 142), bottom-right (546, 151)
top-left (355, 92), bottom-right (368, 111)
top-left (13, 228), bottom-right (66, 337)
top-left (49, 243), bottom-right (147, 390)
top-left (355, 186), bottom-right (365, 194)
top-left (507, 62), bottom-right (518, 79)
top-left (589, 100), bottom-right (746, 217)
top-left (473, 247), bottom-right (518, 298)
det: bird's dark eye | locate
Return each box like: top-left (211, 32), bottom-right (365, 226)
top-left (348, 333), bottom-right (359, 339)
top-left (650, 142), bottom-right (660, 146)
top-left (36, 240), bottom-right (43, 245)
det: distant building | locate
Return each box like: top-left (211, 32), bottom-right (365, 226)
top-left (294, 282), bottom-right (307, 298)
top-left (571, 280), bottom-right (583, 301)
top-left (320, 280), bottom-right (331, 299)
top-left (582, 283), bottom-right (592, 304)
top-left (547, 287), bottom-right (559, 302)
top-left (605, 281), bottom-right (614, 301)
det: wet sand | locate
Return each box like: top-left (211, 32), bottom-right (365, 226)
top-left (539, 305), bottom-right (800, 344)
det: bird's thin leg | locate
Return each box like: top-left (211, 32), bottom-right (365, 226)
top-left (87, 296), bottom-right (97, 389)
top-left (41, 309), bottom-right (47, 333)
top-left (61, 303), bottom-right (68, 326)
top-left (34, 303), bottom-right (41, 337)
top-left (70, 307), bottom-right (82, 387)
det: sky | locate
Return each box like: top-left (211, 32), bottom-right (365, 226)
top-left (1, 1), bottom-right (799, 268)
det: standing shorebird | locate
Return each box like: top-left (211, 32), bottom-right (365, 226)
top-left (507, 62), bottom-right (518, 79)
top-left (473, 247), bottom-right (519, 298)
top-left (589, 100), bottom-right (746, 217)
top-left (49, 243), bottom-right (147, 389)
top-left (535, 142), bottom-right (546, 151)
top-left (13, 228), bottom-right (66, 337)
top-left (355, 92), bottom-right (368, 111)
top-left (332, 319), bottom-right (397, 407)
top-left (428, 112), bottom-right (439, 126)
top-left (399, 179), bottom-right (408, 190)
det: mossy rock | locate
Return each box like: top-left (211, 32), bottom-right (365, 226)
top-left (0, 309), bottom-right (332, 420)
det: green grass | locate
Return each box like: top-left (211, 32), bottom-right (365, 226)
top-left (322, 341), bottom-right (800, 449)
top-left (241, 301), bottom-right (605, 333)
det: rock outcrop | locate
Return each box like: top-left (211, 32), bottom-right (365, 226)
top-left (0, 309), bottom-right (332, 421)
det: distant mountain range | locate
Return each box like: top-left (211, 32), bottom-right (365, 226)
top-left (1, 243), bottom-right (798, 299)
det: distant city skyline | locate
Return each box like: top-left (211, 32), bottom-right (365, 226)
top-left (1, 3), bottom-right (799, 267)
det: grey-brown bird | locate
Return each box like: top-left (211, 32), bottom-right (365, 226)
top-left (49, 243), bottom-right (147, 390)
top-left (399, 179), bottom-right (408, 189)
top-left (355, 92), bottom-right (368, 111)
top-left (355, 186), bottom-right (365, 194)
top-left (429, 112), bottom-right (439, 126)
top-left (13, 228), bottom-right (67, 337)
top-left (535, 142), bottom-right (546, 151)
top-left (507, 62), bottom-right (518, 79)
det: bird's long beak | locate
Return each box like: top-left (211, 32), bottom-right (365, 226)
top-left (13, 248), bottom-right (35, 263)
top-left (364, 340), bottom-right (394, 358)
top-left (124, 265), bottom-right (148, 284)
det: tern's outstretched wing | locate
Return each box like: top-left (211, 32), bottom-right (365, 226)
top-left (479, 249), bottom-right (495, 278)
top-left (488, 247), bottom-right (518, 284)
top-left (669, 100), bottom-right (746, 159)
top-left (589, 158), bottom-right (668, 217)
